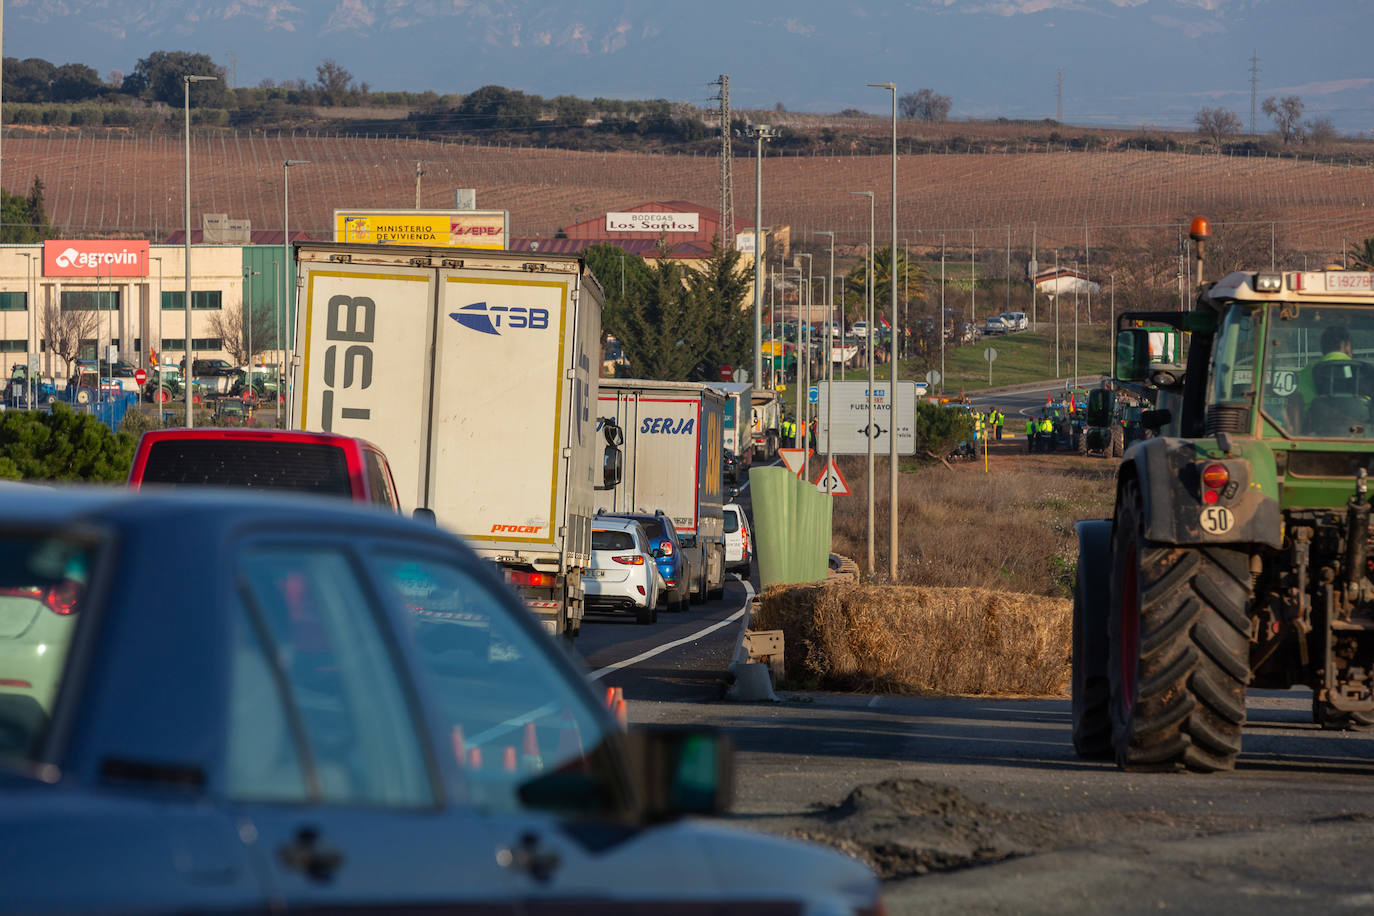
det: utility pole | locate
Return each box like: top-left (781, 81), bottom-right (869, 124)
top-left (745, 123), bottom-right (776, 389)
top-left (414, 161), bottom-right (424, 208)
top-left (1249, 51), bottom-right (1261, 135)
top-left (712, 75), bottom-right (735, 243)
top-left (1056, 68), bottom-right (1063, 123)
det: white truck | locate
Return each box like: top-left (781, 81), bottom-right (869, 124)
top-left (716, 381), bottom-right (753, 477)
top-left (750, 389), bottom-right (782, 462)
top-left (596, 380), bottom-right (727, 603)
top-left (288, 241), bottom-right (619, 638)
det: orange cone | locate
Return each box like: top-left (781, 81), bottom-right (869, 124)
top-left (521, 721), bottom-right (544, 771)
top-left (604, 686), bottom-right (617, 710)
top-left (503, 745), bottom-right (518, 772)
top-left (468, 746), bottom-right (482, 770)
top-left (613, 697), bottom-right (628, 730)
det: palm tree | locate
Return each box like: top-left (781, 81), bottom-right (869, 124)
top-left (842, 245), bottom-right (928, 328)
top-left (1348, 237), bottom-right (1374, 271)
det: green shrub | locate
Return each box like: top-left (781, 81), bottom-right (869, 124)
top-left (916, 403), bottom-right (973, 458)
top-left (0, 404), bottom-right (135, 481)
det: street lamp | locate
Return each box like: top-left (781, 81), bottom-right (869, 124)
top-left (743, 123), bottom-right (777, 389)
top-left (272, 259), bottom-right (281, 425)
top-left (851, 189), bottom-right (876, 577)
top-left (1109, 273), bottom-right (1116, 378)
top-left (813, 230), bottom-right (836, 489)
top-left (151, 255), bottom-right (163, 422)
top-left (184, 73), bottom-right (216, 428)
top-left (869, 80), bottom-right (899, 583)
top-left (796, 251), bottom-right (813, 478)
top-left (283, 159), bottom-right (310, 420)
top-left (18, 251), bottom-right (33, 407)
top-left (244, 267), bottom-right (260, 374)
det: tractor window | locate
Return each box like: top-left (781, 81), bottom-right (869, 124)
top-left (1209, 306), bottom-right (1261, 407)
top-left (1265, 305), bottom-right (1374, 439)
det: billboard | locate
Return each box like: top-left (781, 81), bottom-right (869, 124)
top-left (333, 209), bottom-right (508, 249)
top-left (606, 211), bottom-right (699, 233)
top-left (42, 240), bottom-right (150, 277)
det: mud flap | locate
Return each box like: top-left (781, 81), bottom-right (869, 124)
top-left (1075, 519), bottom-right (1113, 682)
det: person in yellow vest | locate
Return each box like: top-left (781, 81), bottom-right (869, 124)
top-left (1026, 417), bottom-right (1036, 453)
top-left (1038, 415), bottom-right (1055, 451)
top-left (994, 409), bottom-right (1004, 441)
top-left (782, 417), bottom-right (796, 448)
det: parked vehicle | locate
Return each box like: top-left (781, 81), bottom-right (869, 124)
top-left (750, 388), bottom-right (783, 462)
top-left (983, 316), bottom-right (1012, 336)
top-left (596, 380), bottom-right (727, 605)
top-left (58, 368), bottom-right (123, 405)
top-left (289, 241), bottom-right (619, 639)
top-left (5, 364), bottom-right (55, 407)
top-left (723, 448), bottom-right (740, 484)
top-left (599, 510), bottom-right (691, 613)
top-left (585, 516), bottom-right (662, 624)
top-left (229, 365), bottom-right (282, 403)
top-left (0, 486), bottom-right (881, 913)
top-left (1000, 311), bottom-right (1029, 330)
top-left (851, 320), bottom-right (869, 339)
top-left (723, 502), bottom-right (753, 574)
top-left (716, 382), bottom-right (754, 478)
top-left (142, 365), bottom-right (196, 404)
top-left (128, 428), bottom-right (400, 510)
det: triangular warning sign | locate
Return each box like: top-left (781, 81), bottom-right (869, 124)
top-left (813, 458), bottom-right (851, 495)
top-left (778, 447), bottom-right (814, 478)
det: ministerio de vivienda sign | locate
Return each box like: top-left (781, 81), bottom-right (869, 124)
top-left (334, 210), bottom-right (508, 250)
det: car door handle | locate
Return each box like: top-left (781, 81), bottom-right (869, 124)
top-left (278, 827), bottom-right (345, 882)
top-left (496, 832), bottom-right (561, 883)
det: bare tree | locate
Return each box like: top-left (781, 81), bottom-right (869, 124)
top-left (208, 302), bottom-right (277, 366)
top-left (314, 59), bottom-right (357, 106)
top-left (899, 89), bottom-right (952, 122)
top-left (1097, 228), bottom-right (1181, 313)
top-left (41, 301), bottom-right (100, 379)
top-left (1306, 116), bottom-right (1338, 148)
top-left (1262, 95), bottom-right (1305, 145)
top-left (1194, 107), bottom-right (1242, 145)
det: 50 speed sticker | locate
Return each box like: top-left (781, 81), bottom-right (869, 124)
top-left (1199, 506), bottom-right (1234, 534)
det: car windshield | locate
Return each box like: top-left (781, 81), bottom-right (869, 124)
top-left (0, 532), bottom-right (97, 765)
top-left (1239, 304), bottom-right (1374, 439)
top-left (723, 510), bottom-right (740, 533)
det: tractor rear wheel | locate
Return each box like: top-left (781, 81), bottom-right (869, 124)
top-left (1108, 480), bottom-right (1251, 772)
top-left (1110, 425), bottom-right (1125, 458)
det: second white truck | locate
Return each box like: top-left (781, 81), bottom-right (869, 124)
top-left (288, 240), bottom-right (618, 637)
top-left (595, 379), bottom-right (727, 603)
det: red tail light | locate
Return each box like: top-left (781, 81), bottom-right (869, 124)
top-left (612, 555), bottom-right (645, 566)
top-left (45, 581), bottom-right (80, 616)
top-left (1201, 463), bottom-right (1229, 505)
top-left (505, 570), bottom-right (557, 588)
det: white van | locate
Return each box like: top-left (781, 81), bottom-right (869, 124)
top-left (1000, 311), bottom-right (1028, 331)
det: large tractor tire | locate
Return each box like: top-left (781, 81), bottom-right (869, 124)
top-left (1110, 425), bottom-right (1125, 458)
top-left (1071, 528), bottom-right (1112, 758)
top-left (1107, 481), bottom-right (1251, 772)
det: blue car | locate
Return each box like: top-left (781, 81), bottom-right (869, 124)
top-left (0, 486), bottom-right (881, 914)
top-left (599, 510), bottom-right (690, 613)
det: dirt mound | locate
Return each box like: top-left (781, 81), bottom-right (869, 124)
top-left (755, 583), bottom-right (1071, 696)
top-left (789, 778), bottom-right (1059, 879)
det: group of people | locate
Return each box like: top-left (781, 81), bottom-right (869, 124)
top-left (780, 416), bottom-right (816, 449)
top-left (1026, 414), bottom-right (1061, 453)
top-left (971, 408), bottom-right (1005, 442)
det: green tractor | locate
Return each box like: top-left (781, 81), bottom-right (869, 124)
top-left (1074, 225), bottom-right (1374, 773)
top-left (1080, 322), bottom-right (1184, 458)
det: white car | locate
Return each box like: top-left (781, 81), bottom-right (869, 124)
top-left (1000, 311), bottom-right (1028, 330)
top-left (585, 516), bottom-right (662, 624)
top-left (723, 503), bottom-right (753, 574)
top-left (850, 321), bottom-right (869, 339)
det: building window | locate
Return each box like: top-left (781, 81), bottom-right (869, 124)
top-left (61, 290), bottom-right (120, 311)
top-left (192, 337), bottom-right (222, 351)
top-left (162, 338), bottom-right (185, 351)
top-left (0, 339), bottom-right (26, 353)
top-left (78, 339), bottom-right (97, 361)
top-left (0, 292), bottom-right (27, 311)
top-left (161, 291), bottom-right (223, 310)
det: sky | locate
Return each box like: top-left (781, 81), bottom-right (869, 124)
top-left (6, 0), bottom-right (1373, 135)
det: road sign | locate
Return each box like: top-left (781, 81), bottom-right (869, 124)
top-left (925, 369), bottom-right (941, 385)
top-left (815, 381), bottom-right (919, 456)
top-left (984, 348), bottom-right (998, 362)
top-left (732, 368), bottom-right (749, 384)
top-left (808, 386), bottom-right (819, 404)
top-left (778, 447), bottom-right (814, 478)
top-left (134, 368), bottom-right (147, 385)
top-left (719, 365), bottom-right (733, 382)
top-left (814, 458), bottom-right (851, 495)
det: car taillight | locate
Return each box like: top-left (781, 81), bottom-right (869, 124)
top-left (505, 569), bottom-right (557, 588)
top-left (1201, 463), bottom-right (1229, 505)
top-left (613, 555), bottom-right (645, 566)
top-left (45, 581), bottom-right (80, 615)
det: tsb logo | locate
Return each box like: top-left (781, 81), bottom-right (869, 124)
top-left (451, 301), bottom-right (550, 336)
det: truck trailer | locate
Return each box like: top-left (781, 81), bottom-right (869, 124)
top-left (288, 241), bottom-right (618, 637)
top-left (596, 379), bottom-right (727, 603)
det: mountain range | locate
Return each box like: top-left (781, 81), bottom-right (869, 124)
top-left (7, 1), bottom-right (1372, 134)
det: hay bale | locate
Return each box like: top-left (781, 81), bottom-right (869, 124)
top-left (757, 582), bottom-right (1071, 697)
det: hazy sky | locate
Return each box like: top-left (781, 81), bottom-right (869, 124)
top-left (8, 0), bottom-right (1372, 134)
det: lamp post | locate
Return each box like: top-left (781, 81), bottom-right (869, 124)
top-left (282, 158), bottom-right (310, 421)
top-left (1072, 261), bottom-right (1080, 385)
top-left (1110, 272), bottom-right (1116, 378)
top-left (797, 251), bottom-right (813, 479)
top-left (813, 230), bottom-right (836, 489)
top-left (851, 189), bottom-right (876, 577)
top-left (272, 259), bottom-right (281, 425)
top-left (869, 80), bottom-right (899, 583)
top-left (744, 124), bottom-right (777, 388)
top-left (151, 255), bottom-right (163, 422)
top-left (940, 234), bottom-right (946, 393)
top-left (184, 73), bottom-right (216, 427)
top-left (244, 267), bottom-right (260, 376)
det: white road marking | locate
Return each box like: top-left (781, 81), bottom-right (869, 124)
top-left (588, 577), bottom-right (757, 681)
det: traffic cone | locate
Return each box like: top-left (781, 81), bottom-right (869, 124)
top-left (503, 745), bottom-right (518, 772)
top-left (612, 696), bottom-right (628, 730)
top-left (452, 725), bottom-right (466, 767)
top-left (604, 686), bottom-right (617, 710)
top-left (521, 721), bottom-right (544, 771)
top-left (468, 746), bottom-right (482, 770)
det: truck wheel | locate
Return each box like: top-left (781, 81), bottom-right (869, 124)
top-left (1108, 481), bottom-right (1250, 772)
top-left (1078, 430), bottom-right (1090, 457)
top-left (1072, 557), bottom-right (1112, 758)
top-left (1311, 695), bottom-right (1374, 730)
top-left (1110, 425), bottom-right (1124, 458)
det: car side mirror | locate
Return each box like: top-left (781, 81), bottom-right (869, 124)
top-left (622, 726), bottom-right (732, 823)
top-left (597, 446), bottom-right (623, 491)
top-left (652, 548), bottom-right (666, 559)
